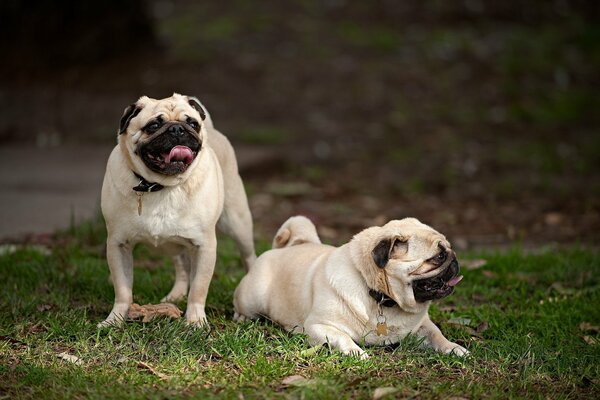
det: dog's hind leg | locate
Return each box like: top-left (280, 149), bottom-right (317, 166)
top-left (217, 176), bottom-right (257, 270)
top-left (161, 254), bottom-right (190, 303)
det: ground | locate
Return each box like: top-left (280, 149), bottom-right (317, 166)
top-left (0, 224), bottom-right (599, 399)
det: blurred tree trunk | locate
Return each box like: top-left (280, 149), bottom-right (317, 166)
top-left (0, 0), bottom-right (159, 71)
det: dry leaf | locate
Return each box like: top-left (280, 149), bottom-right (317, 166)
top-left (137, 361), bottom-right (169, 380)
top-left (57, 352), bottom-right (83, 366)
top-left (373, 387), bottom-right (399, 400)
top-left (582, 336), bottom-right (598, 346)
top-left (127, 303), bottom-right (182, 322)
top-left (579, 322), bottom-right (600, 333)
top-left (462, 259), bottom-right (487, 270)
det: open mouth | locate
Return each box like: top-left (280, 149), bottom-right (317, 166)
top-left (140, 133), bottom-right (201, 175)
top-left (412, 259), bottom-right (462, 302)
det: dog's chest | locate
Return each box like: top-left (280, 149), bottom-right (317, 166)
top-left (362, 312), bottom-right (424, 346)
top-left (129, 191), bottom-right (204, 249)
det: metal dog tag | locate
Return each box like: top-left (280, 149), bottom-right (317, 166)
top-left (376, 304), bottom-right (387, 336)
top-left (376, 322), bottom-right (388, 336)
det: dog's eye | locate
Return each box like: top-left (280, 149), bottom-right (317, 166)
top-left (145, 122), bottom-right (160, 133)
top-left (433, 251), bottom-right (447, 264)
top-left (187, 118), bottom-right (199, 131)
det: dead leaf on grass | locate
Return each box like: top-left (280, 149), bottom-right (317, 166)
top-left (579, 322), bottom-right (600, 333)
top-left (462, 259), bottom-right (487, 270)
top-left (582, 336), bottom-right (598, 346)
top-left (126, 303), bottom-right (182, 322)
top-left (373, 386), bottom-right (399, 399)
top-left (137, 361), bottom-right (169, 380)
top-left (57, 352), bottom-right (83, 366)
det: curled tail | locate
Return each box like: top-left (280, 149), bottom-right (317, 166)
top-left (272, 216), bottom-right (321, 249)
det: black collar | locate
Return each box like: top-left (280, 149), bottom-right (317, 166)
top-left (132, 172), bottom-right (164, 192)
top-left (368, 289), bottom-right (397, 308)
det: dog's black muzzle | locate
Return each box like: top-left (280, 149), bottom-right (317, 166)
top-left (138, 122), bottom-right (201, 175)
top-left (412, 257), bottom-right (461, 302)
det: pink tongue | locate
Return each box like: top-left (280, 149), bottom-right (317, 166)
top-left (163, 146), bottom-right (194, 165)
top-left (447, 275), bottom-right (463, 287)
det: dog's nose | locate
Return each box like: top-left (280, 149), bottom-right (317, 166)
top-left (168, 124), bottom-right (185, 137)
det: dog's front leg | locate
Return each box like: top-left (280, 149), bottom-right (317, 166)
top-left (417, 316), bottom-right (469, 356)
top-left (98, 239), bottom-right (134, 328)
top-left (305, 322), bottom-right (369, 359)
top-left (186, 230), bottom-right (218, 327)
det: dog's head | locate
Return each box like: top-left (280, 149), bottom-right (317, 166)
top-left (117, 93), bottom-right (208, 179)
top-left (351, 218), bottom-right (462, 312)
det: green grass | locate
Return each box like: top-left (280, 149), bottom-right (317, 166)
top-left (1, 221), bottom-right (599, 399)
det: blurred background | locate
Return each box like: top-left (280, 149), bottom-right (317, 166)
top-left (0, 0), bottom-right (598, 249)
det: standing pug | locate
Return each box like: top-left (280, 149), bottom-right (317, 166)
top-left (99, 93), bottom-right (256, 328)
top-left (234, 217), bottom-right (467, 358)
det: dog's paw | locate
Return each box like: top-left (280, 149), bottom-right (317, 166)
top-left (444, 343), bottom-right (469, 357)
top-left (341, 346), bottom-right (369, 360)
top-left (97, 315), bottom-right (126, 328)
top-left (97, 304), bottom-right (129, 328)
top-left (185, 304), bottom-right (208, 328)
top-left (233, 312), bottom-right (248, 322)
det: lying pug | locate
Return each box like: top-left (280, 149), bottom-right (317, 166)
top-left (234, 216), bottom-right (467, 358)
top-left (99, 93), bottom-right (256, 328)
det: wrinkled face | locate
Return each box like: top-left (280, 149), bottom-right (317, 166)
top-left (367, 218), bottom-right (462, 308)
top-left (118, 93), bottom-right (206, 176)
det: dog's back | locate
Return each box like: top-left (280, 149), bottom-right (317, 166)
top-left (272, 215), bottom-right (321, 249)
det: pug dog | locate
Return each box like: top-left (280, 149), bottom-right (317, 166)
top-left (99, 93), bottom-right (256, 328)
top-left (233, 217), bottom-right (467, 359)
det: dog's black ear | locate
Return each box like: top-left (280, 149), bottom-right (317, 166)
top-left (118, 103), bottom-right (142, 135)
top-left (372, 237), bottom-right (407, 268)
top-left (372, 238), bottom-right (392, 268)
top-left (187, 97), bottom-right (206, 120)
